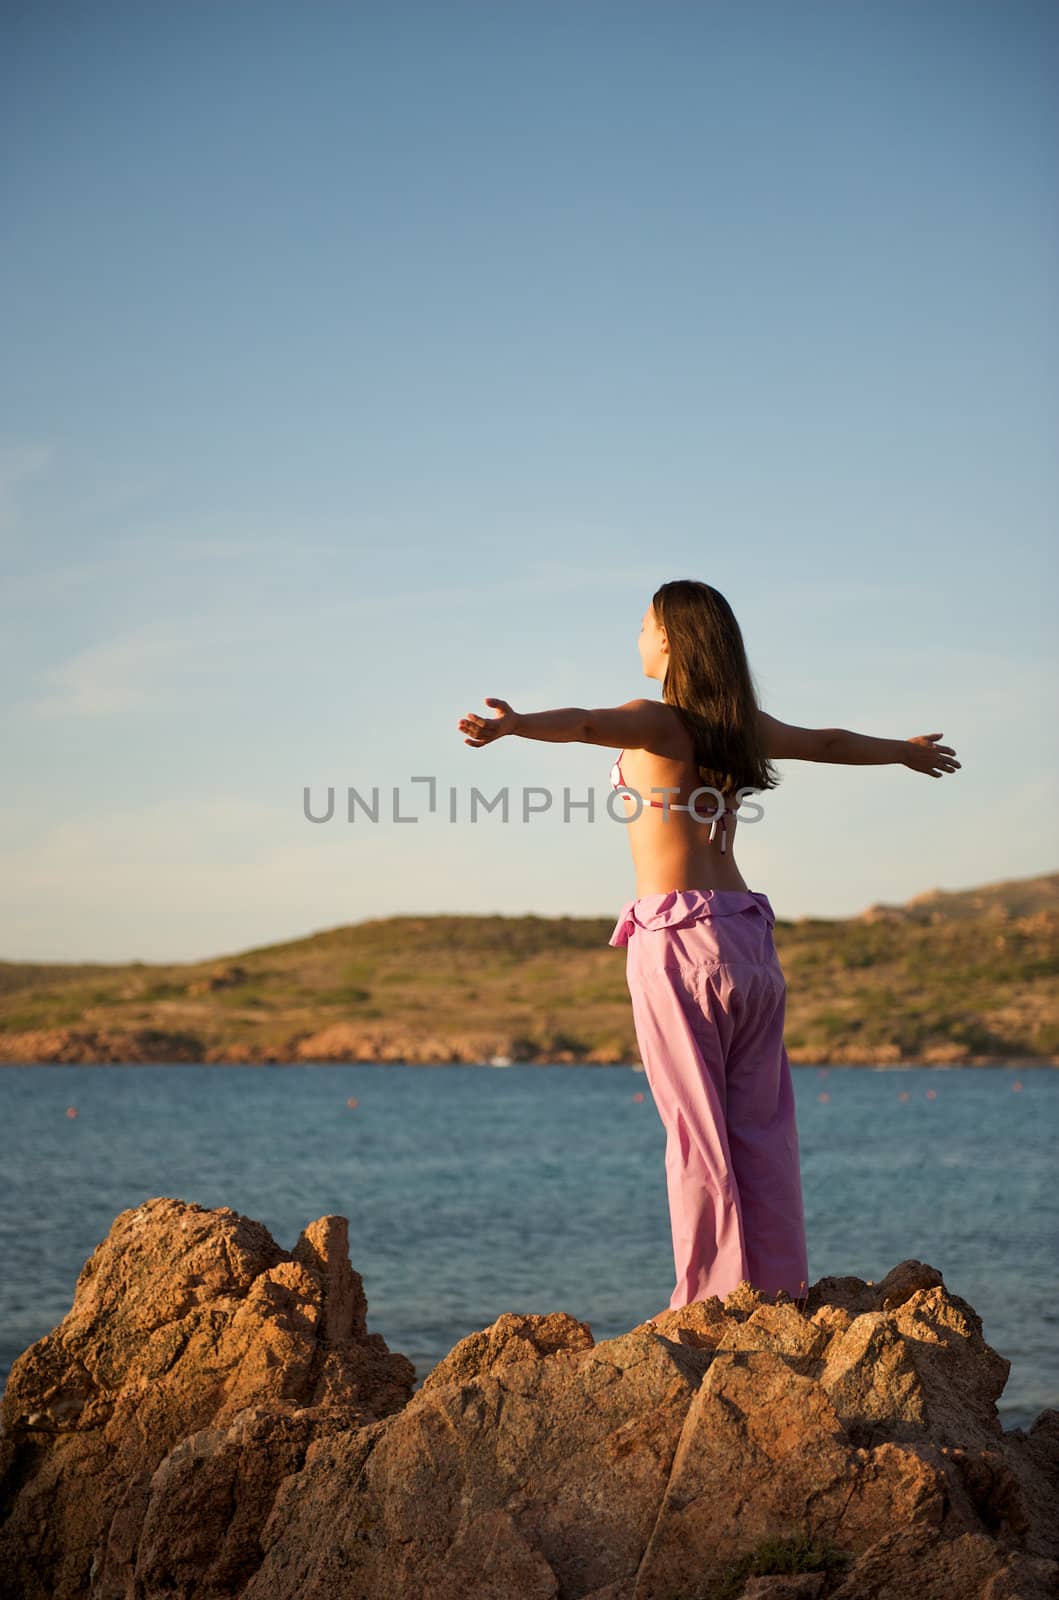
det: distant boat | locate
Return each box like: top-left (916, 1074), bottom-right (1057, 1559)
top-left (487, 1054), bottom-right (513, 1067)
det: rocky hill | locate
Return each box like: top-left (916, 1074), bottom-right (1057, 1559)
top-left (0, 871), bottom-right (1056, 1067)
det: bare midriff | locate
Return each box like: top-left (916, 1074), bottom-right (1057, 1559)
top-left (616, 744), bottom-right (751, 897)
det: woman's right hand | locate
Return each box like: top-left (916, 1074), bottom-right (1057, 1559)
top-left (902, 733), bottom-right (961, 778)
top-left (457, 697), bottom-right (520, 746)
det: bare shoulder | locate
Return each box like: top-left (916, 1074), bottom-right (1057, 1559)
top-left (583, 698), bottom-right (690, 756)
top-left (629, 699), bottom-right (694, 759)
top-left (654, 700), bottom-right (697, 759)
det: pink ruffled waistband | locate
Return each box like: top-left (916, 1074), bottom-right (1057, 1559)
top-left (608, 888), bottom-right (775, 947)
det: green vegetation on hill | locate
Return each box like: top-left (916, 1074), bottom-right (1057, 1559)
top-left (0, 873), bottom-right (1056, 1066)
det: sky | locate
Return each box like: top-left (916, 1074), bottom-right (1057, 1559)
top-left (1, 0), bottom-right (1056, 964)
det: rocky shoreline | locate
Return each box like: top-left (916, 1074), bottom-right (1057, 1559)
top-left (0, 1024), bottom-right (1056, 1068)
top-left (0, 1197), bottom-right (1056, 1598)
top-left (4, 876), bottom-right (1057, 1069)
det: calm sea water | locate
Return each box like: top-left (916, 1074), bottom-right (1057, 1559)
top-left (0, 1063), bottom-right (1055, 1432)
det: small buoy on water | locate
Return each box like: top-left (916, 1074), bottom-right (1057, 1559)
top-left (1012, 1081), bottom-right (1023, 1092)
top-left (926, 1088), bottom-right (937, 1100)
top-left (66, 1106), bottom-right (78, 1118)
top-left (346, 1097), bottom-right (359, 1109)
top-left (818, 1091), bottom-right (830, 1104)
top-left (632, 1091), bottom-right (645, 1103)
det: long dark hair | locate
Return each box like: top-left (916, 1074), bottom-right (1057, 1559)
top-left (652, 579), bottom-right (782, 796)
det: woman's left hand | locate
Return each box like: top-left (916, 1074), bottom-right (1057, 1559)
top-left (458, 697), bottom-right (520, 745)
top-left (902, 733), bottom-right (961, 777)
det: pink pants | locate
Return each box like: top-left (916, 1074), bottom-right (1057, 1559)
top-left (609, 889), bottom-right (809, 1309)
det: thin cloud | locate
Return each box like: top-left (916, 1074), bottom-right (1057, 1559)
top-left (21, 620), bottom-right (241, 719)
top-left (0, 441), bottom-right (53, 534)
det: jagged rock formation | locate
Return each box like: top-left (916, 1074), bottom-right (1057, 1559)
top-left (1, 1201), bottom-right (1055, 1599)
top-left (0, 1199), bottom-right (414, 1600)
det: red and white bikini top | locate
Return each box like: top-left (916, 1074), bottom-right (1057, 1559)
top-left (609, 749), bottom-right (740, 852)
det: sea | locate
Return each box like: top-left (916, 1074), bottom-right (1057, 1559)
top-left (1, 1062), bottom-right (1055, 1432)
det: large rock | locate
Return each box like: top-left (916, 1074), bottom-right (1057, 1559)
top-left (0, 1206), bottom-right (1055, 1600)
top-left (0, 1198), bottom-right (414, 1600)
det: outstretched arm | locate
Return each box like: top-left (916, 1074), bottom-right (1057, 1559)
top-left (458, 697), bottom-right (678, 752)
top-left (758, 710), bottom-right (961, 778)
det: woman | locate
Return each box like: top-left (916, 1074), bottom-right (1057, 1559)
top-left (456, 578), bottom-right (960, 1316)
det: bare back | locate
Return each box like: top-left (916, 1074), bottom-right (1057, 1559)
top-left (613, 707), bottom-right (752, 897)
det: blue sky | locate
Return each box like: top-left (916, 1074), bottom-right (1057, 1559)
top-left (1, 0), bottom-right (1056, 963)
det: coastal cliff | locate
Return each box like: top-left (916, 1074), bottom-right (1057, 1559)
top-left (1, 1198), bottom-right (1056, 1599)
